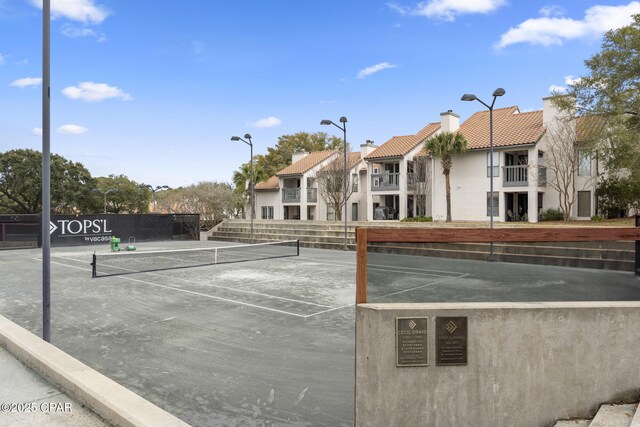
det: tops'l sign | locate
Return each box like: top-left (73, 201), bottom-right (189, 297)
top-left (50, 219), bottom-right (113, 237)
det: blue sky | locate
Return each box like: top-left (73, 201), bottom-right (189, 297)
top-left (1, 0), bottom-right (639, 188)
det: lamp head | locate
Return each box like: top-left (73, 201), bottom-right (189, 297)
top-left (339, 116), bottom-right (347, 123)
top-left (244, 133), bottom-right (252, 140)
top-left (230, 136), bottom-right (241, 141)
top-left (320, 119), bottom-right (332, 126)
top-left (461, 94), bottom-right (477, 102)
top-left (492, 88), bottom-right (505, 97)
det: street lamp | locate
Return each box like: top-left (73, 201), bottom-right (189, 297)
top-left (93, 188), bottom-right (118, 214)
top-left (321, 116), bottom-right (348, 251)
top-left (231, 134), bottom-right (254, 243)
top-left (145, 185), bottom-right (169, 212)
top-left (461, 88), bottom-right (505, 261)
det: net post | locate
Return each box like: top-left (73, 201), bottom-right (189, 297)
top-left (296, 240), bottom-right (300, 256)
top-left (636, 214), bottom-right (640, 276)
top-left (356, 228), bottom-right (368, 304)
top-left (91, 253), bottom-right (96, 278)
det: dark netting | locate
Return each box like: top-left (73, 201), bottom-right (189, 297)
top-left (92, 240), bottom-right (299, 278)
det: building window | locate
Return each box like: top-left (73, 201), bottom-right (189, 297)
top-left (261, 206), bottom-right (274, 219)
top-left (577, 191), bottom-right (591, 217)
top-left (486, 192), bottom-right (499, 217)
top-left (352, 173), bottom-right (358, 192)
top-left (578, 150), bottom-right (591, 176)
top-left (487, 152), bottom-right (500, 177)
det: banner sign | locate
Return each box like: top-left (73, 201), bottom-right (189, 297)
top-left (47, 214), bottom-right (198, 246)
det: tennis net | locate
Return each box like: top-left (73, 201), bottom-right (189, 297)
top-left (91, 240), bottom-right (300, 278)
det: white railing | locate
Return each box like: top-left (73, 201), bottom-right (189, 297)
top-left (371, 172), bottom-right (399, 191)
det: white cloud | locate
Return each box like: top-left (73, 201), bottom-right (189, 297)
top-left (62, 82), bottom-right (132, 102)
top-left (10, 77), bottom-right (42, 88)
top-left (357, 62), bottom-right (399, 79)
top-left (549, 75), bottom-right (583, 93)
top-left (251, 117), bottom-right (282, 128)
top-left (32, 128), bottom-right (42, 136)
top-left (57, 124), bottom-right (88, 135)
top-left (61, 24), bottom-right (106, 41)
top-left (389, 0), bottom-right (506, 21)
top-left (31, 0), bottom-right (109, 24)
top-left (496, 2), bottom-right (640, 49)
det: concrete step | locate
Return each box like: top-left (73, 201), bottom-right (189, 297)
top-left (590, 403), bottom-right (637, 427)
top-left (553, 420), bottom-right (591, 427)
top-left (631, 405), bottom-right (640, 427)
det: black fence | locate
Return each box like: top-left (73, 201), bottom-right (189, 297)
top-left (0, 214), bottom-right (199, 248)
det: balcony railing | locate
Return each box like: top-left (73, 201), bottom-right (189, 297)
top-left (307, 188), bottom-right (317, 203)
top-left (371, 172), bottom-right (399, 191)
top-left (282, 187), bottom-right (300, 202)
top-left (503, 165), bottom-right (547, 187)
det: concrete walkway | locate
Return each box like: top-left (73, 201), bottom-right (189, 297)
top-left (0, 315), bottom-right (190, 427)
top-left (0, 346), bottom-right (108, 426)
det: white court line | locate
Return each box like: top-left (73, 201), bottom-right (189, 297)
top-left (369, 274), bottom-right (470, 301)
top-left (45, 258), bottom-right (310, 318)
top-left (57, 255), bottom-right (334, 308)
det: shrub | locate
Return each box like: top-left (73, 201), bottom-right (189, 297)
top-left (401, 216), bottom-right (433, 222)
top-left (539, 208), bottom-right (564, 221)
top-left (591, 215), bottom-right (604, 221)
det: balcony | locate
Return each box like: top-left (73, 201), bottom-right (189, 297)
top-left (371, 172), bottom-right (399, 191)
top-left (503, 165), bottom-right (547, 187)
top-left (282, 187), bottom-right (300, 202)
top-left (307, 188), bottom-right (317, 203)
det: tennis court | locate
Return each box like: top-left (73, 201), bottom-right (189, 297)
top-left (1, 239), bottom-right (639, 426)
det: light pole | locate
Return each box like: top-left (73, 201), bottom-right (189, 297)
top-left (461, 88), bottom-right (505, 261)
top-left (321, 116), bottom-right (348, 251)
top-left (93, 188), bottom-right (118, 214)
top-left (231, 134), bottom-right (254, 243)
top-left (146, 185), bottom-right (169, 212)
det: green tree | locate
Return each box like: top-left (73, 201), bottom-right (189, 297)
top-left (424, 132), bottom-right (468, 222)
top-left (95, 175), bottom-right (150, 214)
top-left (554, 14), bottom-right (640, 187)
top-left (256, 131), bottom-right (343, 178)
top-left (596, 176), bottom-right (640, 218)
top-left (0, 149), bottom-right (97, 214)
top-left (154, 182), bottom-right (236, 229)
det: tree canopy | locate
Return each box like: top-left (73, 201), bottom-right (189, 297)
top-left (553, 13), bottom-right (640, 214)
top-left (95, 175), bottom-right (151, 214)
top-left (0, 149), bottom-right (98, 214)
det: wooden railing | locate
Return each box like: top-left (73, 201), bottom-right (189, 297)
top-left (356, 224), bottom-right (640, 304)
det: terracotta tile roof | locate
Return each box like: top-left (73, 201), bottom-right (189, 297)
top-left (276, 150), bottom-right (337, 176)
top-left (458, 107), bottom-right (545, 150)
top-left (254, 175), bottom-right (279, 191)
top-left (576, 115), bottom-right (605, 142)
top-left (318, 152), bottom-right (363, 172)
top-left (365, 122), bottom-right (441, 160)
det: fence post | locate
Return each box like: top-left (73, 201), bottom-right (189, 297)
top-left (636, 214), bottom-right (639, 276)
top-left (356, 228), bottom-right (368, 304)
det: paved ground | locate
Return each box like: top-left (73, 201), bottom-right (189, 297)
top-left (0, 240), bottom-right (639, 426)
top-left (0, 346), bottom-right (109, 427)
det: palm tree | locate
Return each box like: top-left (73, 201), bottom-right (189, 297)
top-left (424, 132), bottom-right (468, 222)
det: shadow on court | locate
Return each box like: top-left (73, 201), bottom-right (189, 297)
top-left (0, 240), bottom-right (638, 426)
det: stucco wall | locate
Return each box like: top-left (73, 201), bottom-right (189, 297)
top-left (356, 302), bottom-right (640, 427)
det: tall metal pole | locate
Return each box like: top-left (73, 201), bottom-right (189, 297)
top-left (489, 105), bottom-right (494, 260)
top-left (248, 136), bottom-right (254, 243)
top-left (342, 123), bottom-right (348, 251)
top-left (103, 193), bottom-right (107, 214)
top-left (42, 0), bottom-right (51, 342)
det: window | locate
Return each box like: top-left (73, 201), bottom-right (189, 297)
top-left (486, 192), bottom-right (499, 217)
top-left (261, 206), bottom-right (274, 219)
top-left (577, 191), bottom-right (591, 217)
top-left (578, 150), bottom-right (591, 176)
top-left (487, 152), bottom-right (500, 177)
top-left (352, 173), bottom-right (358, 192)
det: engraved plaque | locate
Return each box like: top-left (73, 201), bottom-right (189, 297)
top-left (436, 317), bottom-right (467, 366)
top-left (396, 317), bottom-right (428, 367)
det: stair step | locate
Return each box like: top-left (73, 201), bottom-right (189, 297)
top-left (630, 404), bottom-right (640, 427)
top-left (590, 403), bottom-right (637, 427)
top-left (553, 420), bottom-right (591, 427)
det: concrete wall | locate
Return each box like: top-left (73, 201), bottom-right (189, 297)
top-left (356, 302), bottom-right (640, 427)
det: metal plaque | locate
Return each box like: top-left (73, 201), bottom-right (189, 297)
top-left (436, 317), bottom-right (468, 366)
top-left (396, 317), bottom-right (428, 367)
